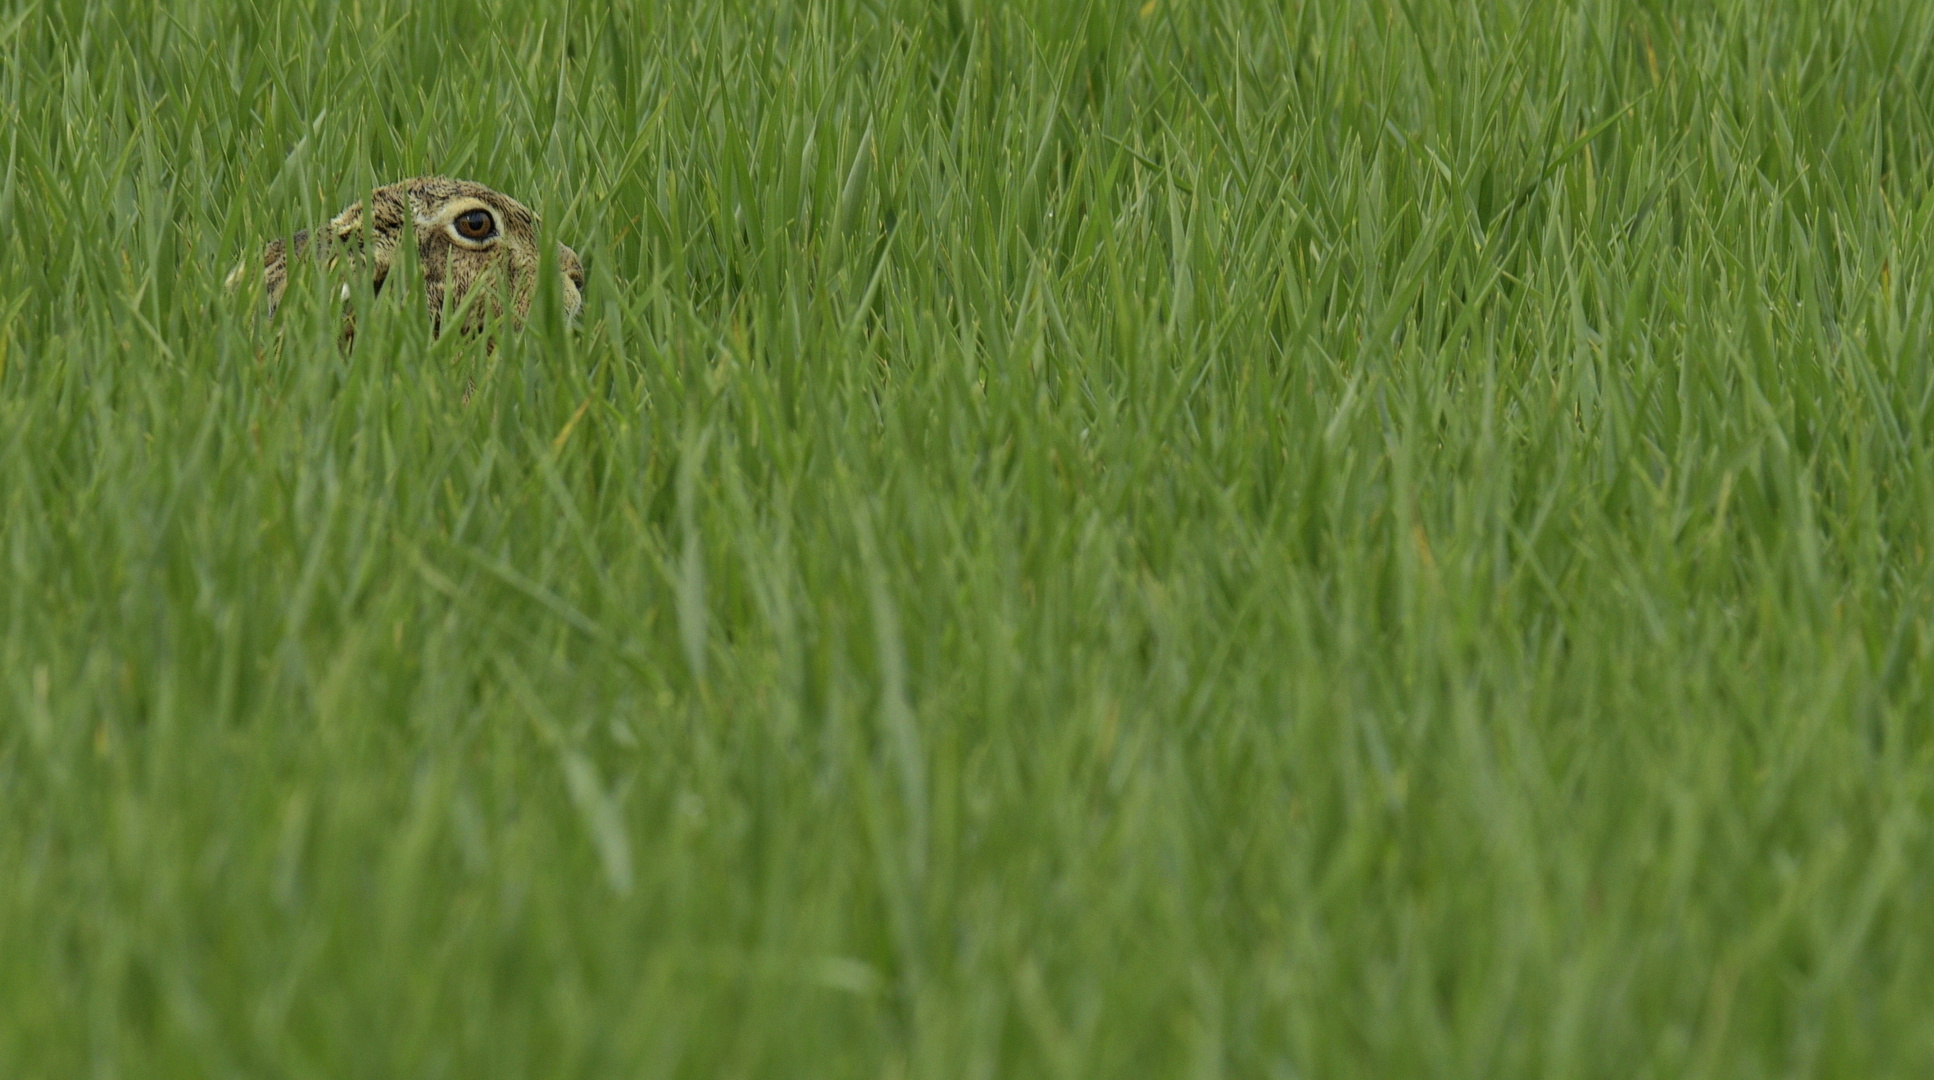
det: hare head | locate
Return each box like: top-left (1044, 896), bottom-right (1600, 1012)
top-left (241, 176), bottom-right (583, 340)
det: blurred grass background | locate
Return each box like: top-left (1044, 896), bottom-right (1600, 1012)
top-left (6, 0), bottom-right (1934, 1074)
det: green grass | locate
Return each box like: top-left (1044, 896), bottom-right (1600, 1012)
top-left (6, 0), bottom-right (1934, 1074)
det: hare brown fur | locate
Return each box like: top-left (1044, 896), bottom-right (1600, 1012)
top-left (238, 177), bottom-right (584, 341)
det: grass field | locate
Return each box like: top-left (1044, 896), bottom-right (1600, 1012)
top-left (6, 0), bottom-right (1934, 1074)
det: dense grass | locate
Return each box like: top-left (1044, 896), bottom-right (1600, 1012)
top-left (6, 0), bottom-right (1934, 1074)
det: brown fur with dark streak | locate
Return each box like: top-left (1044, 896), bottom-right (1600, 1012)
top-left (238, 177), bottom-right (583, 343)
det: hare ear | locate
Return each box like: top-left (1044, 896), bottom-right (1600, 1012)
top-left (258, 232), bottom-right (304, 317)
top-left (225, 231), bottom-right (293, 313)
top-left (337, 190), bottom-right (409, 297)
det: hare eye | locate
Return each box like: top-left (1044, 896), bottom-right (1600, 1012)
top-left (454, 209), bottom-right (496, 242)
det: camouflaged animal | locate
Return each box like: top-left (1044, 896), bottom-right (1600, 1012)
top-left (234, 176), bottom-right (584, 341)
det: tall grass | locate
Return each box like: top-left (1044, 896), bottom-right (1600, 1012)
top-left (6, 0), bottom-right (1934, 1074)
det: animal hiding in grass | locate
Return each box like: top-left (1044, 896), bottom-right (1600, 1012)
top-left (230, 177), bottom-right (584, 345)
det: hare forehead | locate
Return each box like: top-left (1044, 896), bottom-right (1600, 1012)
top-left (408, 179), bottom-right (535, 218)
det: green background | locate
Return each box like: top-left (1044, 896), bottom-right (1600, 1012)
top-left (4, 0), bottom-right (1934, 1074)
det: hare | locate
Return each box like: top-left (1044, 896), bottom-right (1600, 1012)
top-left (234, 176), bottom-right (584, 341)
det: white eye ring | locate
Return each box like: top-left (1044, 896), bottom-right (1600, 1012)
top-left (449, 208), bottom-right (498, 246)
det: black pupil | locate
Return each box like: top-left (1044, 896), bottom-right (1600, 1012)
top-left (457, 211), bottom-right (492, 239)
